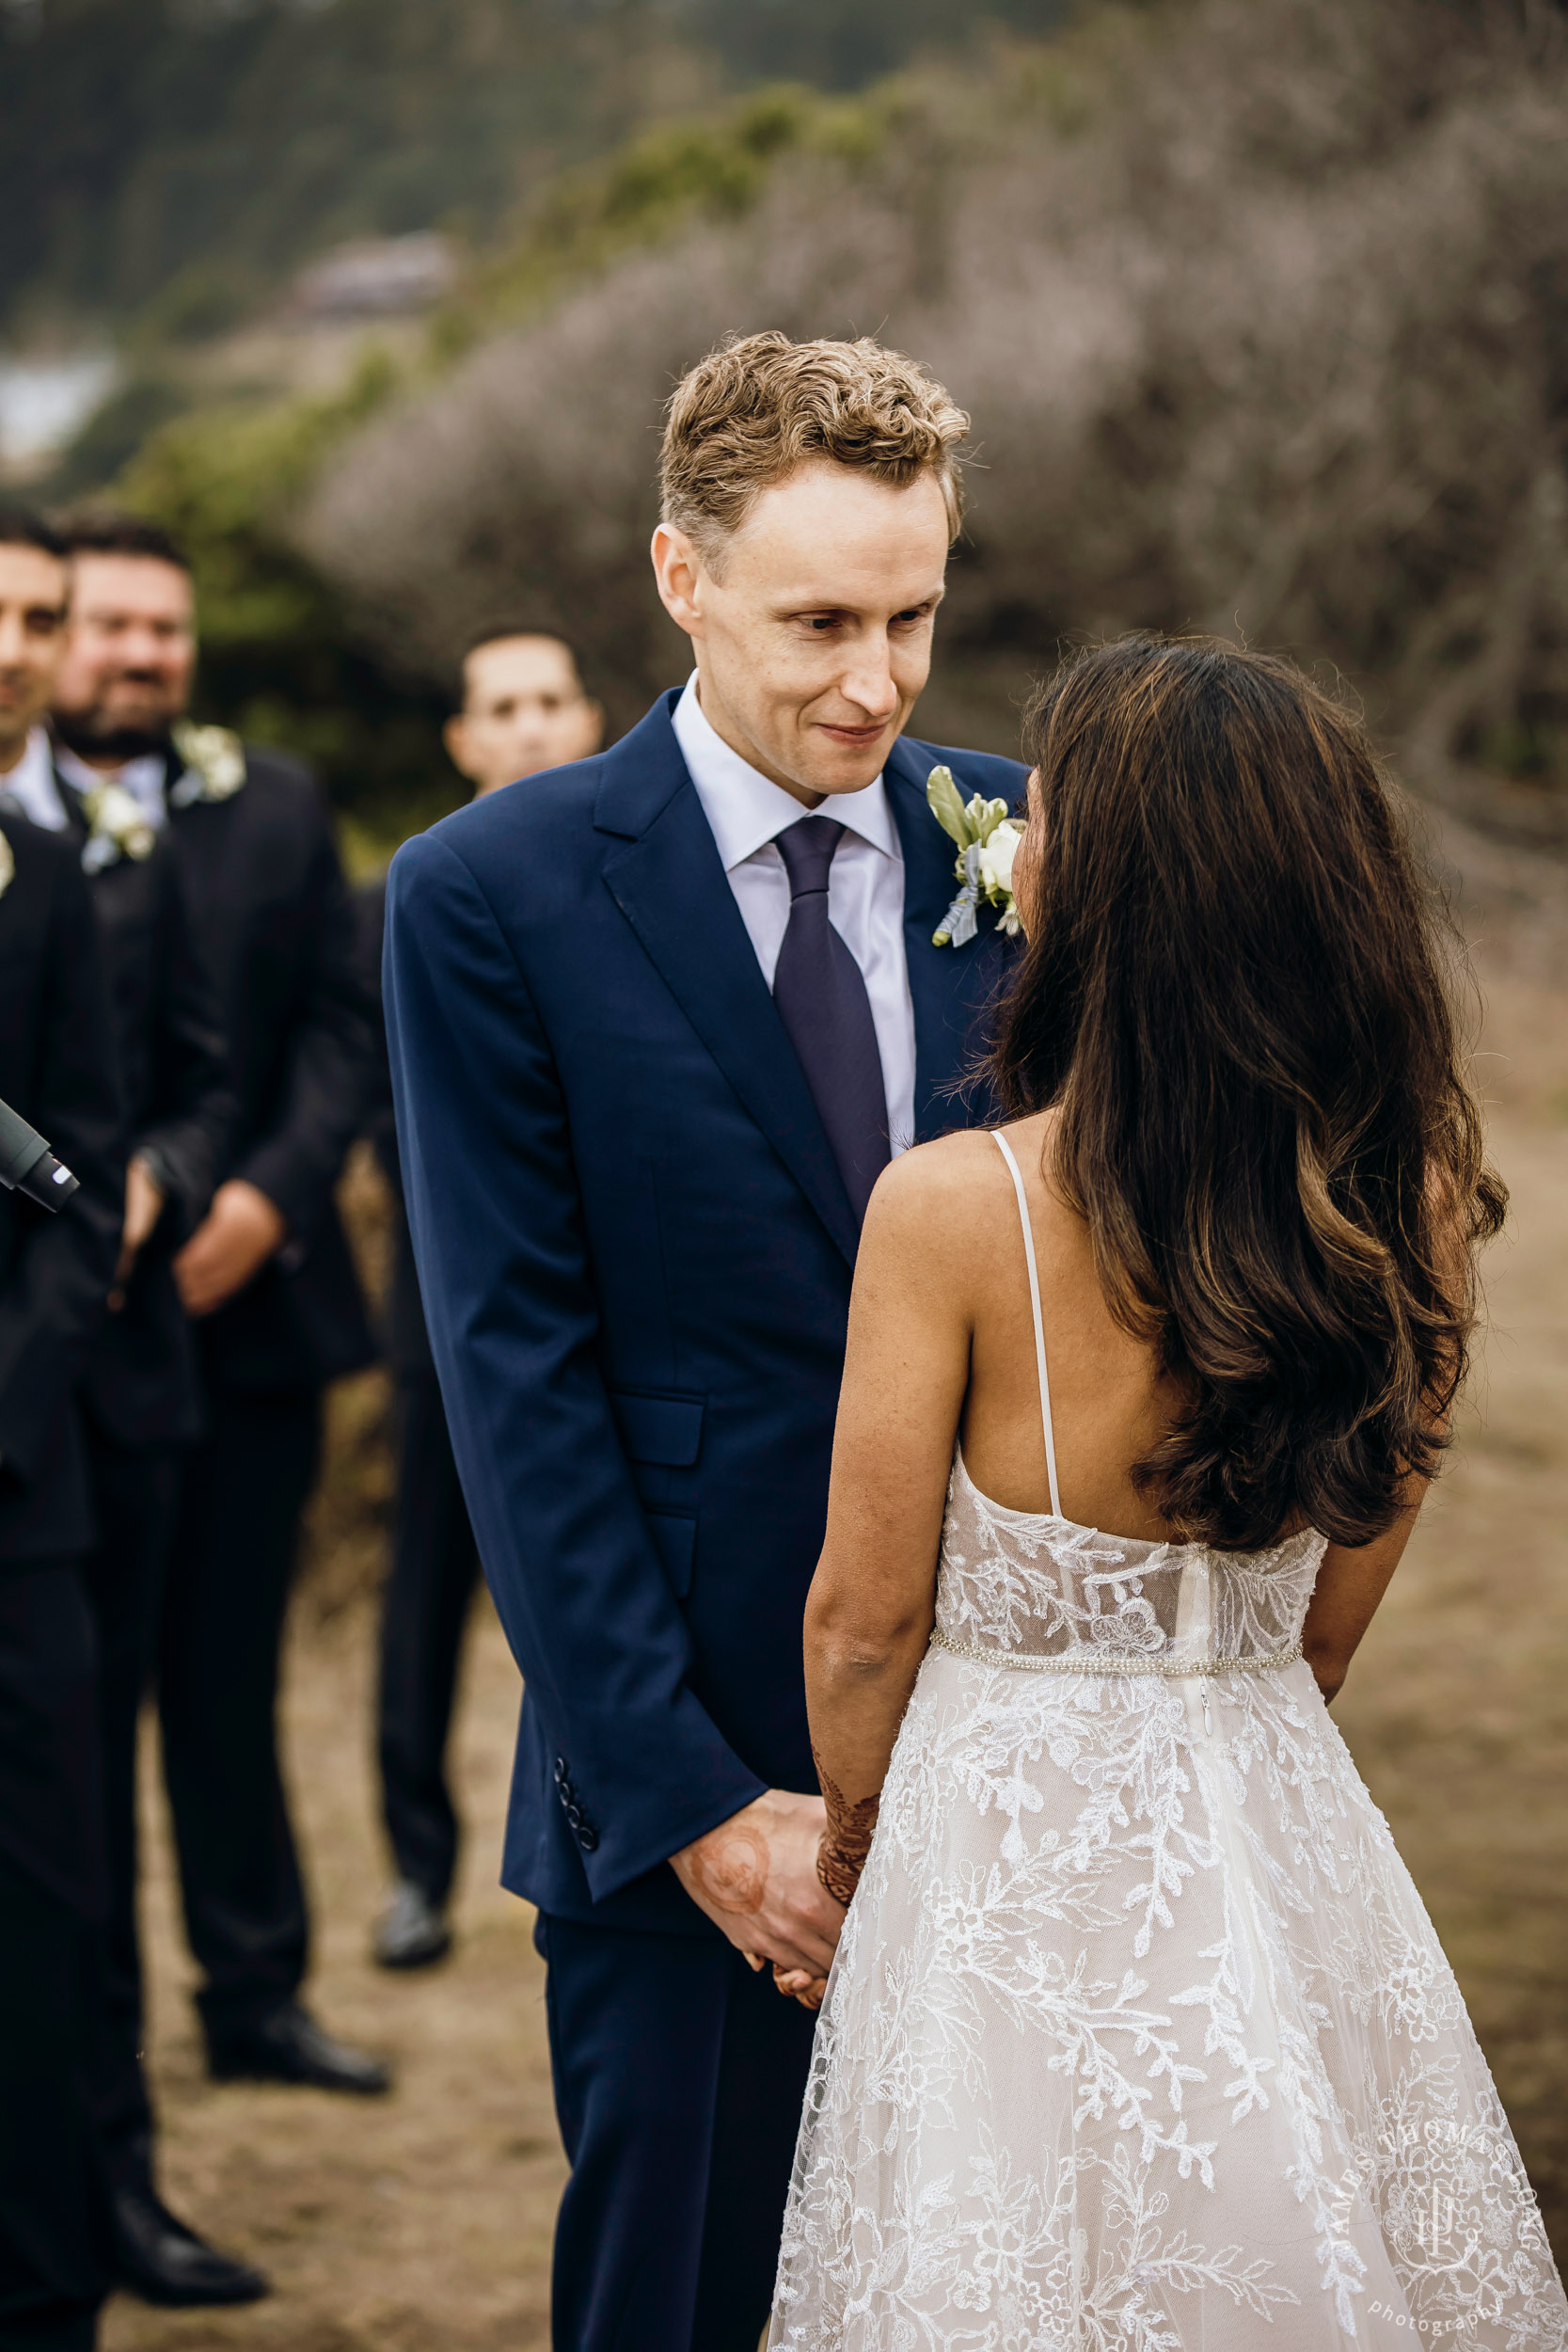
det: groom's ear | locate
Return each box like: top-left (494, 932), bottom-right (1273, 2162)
top-left (650, 522), bottom-right (706, 643)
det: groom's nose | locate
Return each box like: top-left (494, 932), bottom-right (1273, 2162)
top-left (838, 639), bottom-right (901, 723)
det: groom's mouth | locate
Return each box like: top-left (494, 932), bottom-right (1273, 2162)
top-left (817, 721), bottom-right (890, 750)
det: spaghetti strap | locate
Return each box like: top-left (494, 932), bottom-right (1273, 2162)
top-left (990, 1130), bottom-right (1064, 1519)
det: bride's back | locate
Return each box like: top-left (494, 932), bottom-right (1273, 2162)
top-left (936, 634), bottom-right (1503, 1560)
top-left (955, 1113), bottom-right (1181, 1543)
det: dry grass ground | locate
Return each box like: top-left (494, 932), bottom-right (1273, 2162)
top-left (1335, 969), bottom-right (1568, 2252)
top-left (102, 964), bottom-right (1568, 2351)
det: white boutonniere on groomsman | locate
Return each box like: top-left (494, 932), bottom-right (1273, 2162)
top-left (81, 781), bottom-right (157, 873)
top-left (926, 764), bottom-right (1025, 946)
top-left (168, 719), bottom-right (247, 810)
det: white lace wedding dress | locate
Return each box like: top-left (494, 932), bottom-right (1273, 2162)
top-left (770, 1132), bottom-right (1567, 2350)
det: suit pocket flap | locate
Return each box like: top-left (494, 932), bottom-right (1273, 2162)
top-left (610, 1388), bottom-right (705, 1468)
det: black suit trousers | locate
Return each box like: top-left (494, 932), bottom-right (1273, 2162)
top-left (377, 1373), bottom-right (481, 1904)
top-left (157, 1385), bottom-right (321, 2037)
top-left (0, 1565), bottom-right (110, 2352)
top-left (76, 1433), bottom-right (181, 2177)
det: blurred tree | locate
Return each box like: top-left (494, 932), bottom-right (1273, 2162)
top-left (89, 75), bottom-right (905, 835)
top-left (297, 0), bottom-right (1568, 841)
top-left (682, 0), bottom-right (1072, 88)
top-left (0, 0), bottom-right (1071, 335)
top-left (36, 0), bottom-right (1567, 856)
top-left (0, 0), bottom-right (712, 327)
top-left (112, 354), bottom-right (454, 843)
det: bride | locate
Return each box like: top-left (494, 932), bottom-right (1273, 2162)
top-left (768, 637), bottom-right (1567, 2349)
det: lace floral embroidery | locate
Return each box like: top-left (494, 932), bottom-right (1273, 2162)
top-left (770, 1457), bottom-right (1566, 2351)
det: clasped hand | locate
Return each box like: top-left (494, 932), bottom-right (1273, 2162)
top-left (174, 1179), bottom-right (287, 1319)
top-left (671, 1789), bottom-right (844, 2010)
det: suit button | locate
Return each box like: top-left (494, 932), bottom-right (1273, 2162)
top-left (576, 1824), bottom-right (599, 1852)
top-left (563, 1803), bottom-right (582, 1829)
top-left (553, 1756), bottom-right (570, 1787)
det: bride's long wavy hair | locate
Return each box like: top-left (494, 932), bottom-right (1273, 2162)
top-left (989, 634), bottom-right (1505, 1551)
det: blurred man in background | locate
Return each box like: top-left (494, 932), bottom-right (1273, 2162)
top-left (0, 515), bottom-right (260, 2309)
top-left (52, 514), bottom-right (388, 2101)
top-left (361, 628), bottom-right (602, 1970)
top-left (441, 629), bottom-right (603, 808)
top-left (0, 509), bottom-right (126, 2352)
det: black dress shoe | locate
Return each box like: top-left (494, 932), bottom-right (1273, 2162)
top-left (207, 1999), bottom-right (392, 2094)
top-left (110, 2178), bottom-right (269, 2308)
top-left (373, 1880), bottom-right (452, 1971)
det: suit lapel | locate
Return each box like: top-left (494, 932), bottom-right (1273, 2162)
top-left (886, 736), bottom-right (1010, 1141)
top-left (597, 698), bottom-right (860, 1268)
top-left (50, 764), bottom-right (90, 849)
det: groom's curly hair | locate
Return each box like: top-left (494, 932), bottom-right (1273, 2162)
top-left (660, 331), bottom-right (968, 563)
top-left (989, 634), bottom-right (1507, 1554)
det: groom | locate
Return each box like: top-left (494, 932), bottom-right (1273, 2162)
top-left (384, 330), bottom-right (1024, 2351)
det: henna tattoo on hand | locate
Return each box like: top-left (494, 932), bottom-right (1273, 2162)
top-left (681, 1821), bottom-right (769, 1916)
top-left (813, 1743), bottom-right (880, 1909)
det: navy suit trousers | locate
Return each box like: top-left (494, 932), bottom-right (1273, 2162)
top-left (537, 1914), bottom-right (816, 2352)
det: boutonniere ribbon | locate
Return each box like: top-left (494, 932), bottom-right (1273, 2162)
top-left (927, 765), bottom-right (1024, 947)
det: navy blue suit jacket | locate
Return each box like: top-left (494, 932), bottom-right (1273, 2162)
top-left (384, 691), bottom-right (1024, 1936)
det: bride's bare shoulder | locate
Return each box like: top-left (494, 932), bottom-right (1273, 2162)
top-left (860, 1124), bottom-right (1037, 1273)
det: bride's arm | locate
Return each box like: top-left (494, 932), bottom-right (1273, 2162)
top-left (1300, 1484), bottom-right (1424, 1704)
top-left (803, 1136), bottom-right (985, 1910)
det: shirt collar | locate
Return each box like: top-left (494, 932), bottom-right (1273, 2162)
top-left (672, 674), bottom-right (900, 873)
top-left (0, 726), bottom-right (69, 832)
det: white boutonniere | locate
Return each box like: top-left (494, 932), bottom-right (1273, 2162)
top-left (168, 720), bottom-right (246, 809)
top-left (82, 782), bottom-right (157, 873)
top-left (0, 826), bottom-right (13, 903)
top-left (927, 765), bottom-right (1025, 947)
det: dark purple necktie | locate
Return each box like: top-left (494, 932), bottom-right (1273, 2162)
top-left (772, 816), bottom-right (891, 1225)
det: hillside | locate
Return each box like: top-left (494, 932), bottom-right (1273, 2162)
top-left (32, 0), bottom-right (1563, 858)
top-left (0, 0), bottom-right (1070, 340)
top-left (297, 0), bottom-right (1568, 838)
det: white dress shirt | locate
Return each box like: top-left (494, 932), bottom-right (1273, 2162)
top-left (0, 734), bottom-right (171, 834)
top-left (673, 675), bottom-right (917, 1156)
top-left (0, 726), bottom-right (70, 831)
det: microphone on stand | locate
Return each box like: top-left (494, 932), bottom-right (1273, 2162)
top-left (0, 1095), bottom-right (80, 1211)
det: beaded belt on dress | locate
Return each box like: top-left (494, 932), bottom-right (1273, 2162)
top-left (928, 1626), bottom-right (1305, 1677)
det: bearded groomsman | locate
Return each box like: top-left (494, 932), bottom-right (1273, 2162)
top-left (362, 628), bottom-right (603, 1969)
top-left (52, 513), bottom-right (388, 2100)
top-left (0, 509), bottom-right (125, 2352)
top-left (0, 515), bottom-right (262, 2307)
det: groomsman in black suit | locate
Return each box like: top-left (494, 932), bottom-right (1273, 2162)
top-left (53, 513), bottom-right (388, 2099)
top-left (0, 510), bottom-right (126, 2351)
top-left (363, 628), bottom-right (602, 1970)
top-left (0, 516), bottom-right (263, 2306)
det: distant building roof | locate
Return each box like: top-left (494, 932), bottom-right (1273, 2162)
top-left (290, 234), bottom-right (457, 319)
